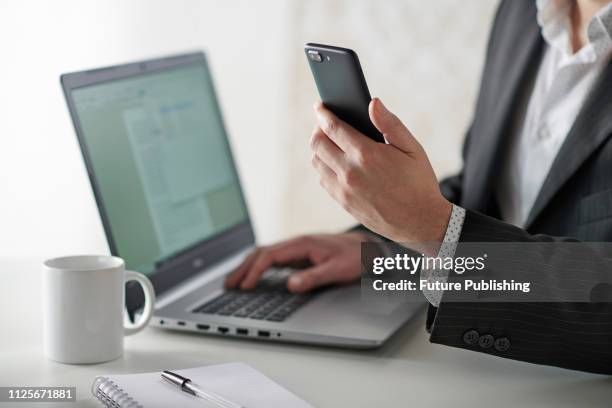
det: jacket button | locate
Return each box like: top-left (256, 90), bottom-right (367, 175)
top-left (494, 337), bottom-right (511, 352)
top-left (478, 334), bottom-right (494, 349)
top-left (462, 329), bottom-right (480, 345)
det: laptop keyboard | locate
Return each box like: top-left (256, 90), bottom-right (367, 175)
top-left (192, 268), bottom-right (313, 322)
top-left (193, 290), bottom-right (311, 322)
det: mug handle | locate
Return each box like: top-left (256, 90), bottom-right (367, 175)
top-left (123, 270), bottom-right (156, 336)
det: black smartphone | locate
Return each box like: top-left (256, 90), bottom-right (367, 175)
top-left (304, 43), bottom-right (385, 143)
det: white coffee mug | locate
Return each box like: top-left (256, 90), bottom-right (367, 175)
top-left (42, 255), bottom-right (155, 364)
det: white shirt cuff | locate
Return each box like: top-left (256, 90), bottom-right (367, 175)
top-left (421, 204), bottom-right (466, 307)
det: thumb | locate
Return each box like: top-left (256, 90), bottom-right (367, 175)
top-left (369, 98), bottom-right (418, 153)
top-left (287, 263), bottom-right (336, 293)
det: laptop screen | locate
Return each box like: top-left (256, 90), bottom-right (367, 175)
top-left (70, 63), bottom-right (248, 275)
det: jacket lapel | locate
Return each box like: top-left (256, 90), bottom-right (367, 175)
top-left (525, 61), bottom-right (612, 228)
top-left (462, 5), bottom-right (544, 213)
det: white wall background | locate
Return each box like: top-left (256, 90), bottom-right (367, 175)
top-left (0, 0), bottom-right (498, 261)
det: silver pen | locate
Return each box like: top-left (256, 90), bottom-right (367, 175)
top-left (162, 370), bottom-right (244, 408)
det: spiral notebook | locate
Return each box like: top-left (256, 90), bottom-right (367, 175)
top-left (91, 362), bottom-right (312, 408)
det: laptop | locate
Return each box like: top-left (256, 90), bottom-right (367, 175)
top-left (61, 52), bottom-right (422, 348)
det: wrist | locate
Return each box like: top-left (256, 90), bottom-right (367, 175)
top-left (422, 198), bottom-right (453, 242)
top-left (402, 197), bottom-right (453, 244)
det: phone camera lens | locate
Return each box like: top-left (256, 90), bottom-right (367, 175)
top-left (308, 50), bottom-right (323, 63)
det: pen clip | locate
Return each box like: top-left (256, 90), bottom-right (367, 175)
top-left (161, 371), bottom-right (196, 395)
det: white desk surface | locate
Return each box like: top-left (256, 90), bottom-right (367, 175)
top-left (1, 258), bottom-right (610, 407)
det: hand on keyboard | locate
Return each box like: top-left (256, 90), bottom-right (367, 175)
top-left (224, 232), bottom-right (371, 293)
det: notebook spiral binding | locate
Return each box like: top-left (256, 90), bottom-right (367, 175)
top-left (92, 377), bottom-right (143, 408)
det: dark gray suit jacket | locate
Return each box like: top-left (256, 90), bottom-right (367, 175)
top-left (354, 0), bottom-right (612, 374)
top-left (427, 0), bottom-right (612, 374)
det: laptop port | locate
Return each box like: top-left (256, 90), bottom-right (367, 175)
top-left (196, 324), bottom-right (210, 331)
top-left (257, 330), bottom-right (270, 338)
top-left (177, 321), bottom-right (186, 326)
top-left (236, 328), bottom-right (249, 336)
top-left (218, 327), bottom-right (229, 334)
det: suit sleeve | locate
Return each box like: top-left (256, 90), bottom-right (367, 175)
top-left (428, 209), bottom-right (612, 375)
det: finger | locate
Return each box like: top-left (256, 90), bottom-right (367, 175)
top-left (311, 152), bottom-right (336, 180)
top-left (369, 98), bottom-right (419, 154)
top-left (225, 249), bottom-right (259, 288)
top-left (314, 101), bottom-right (371, 153)
top-left (313, 155), bottom-right (345, 204)
top-left (287, 262), bottom-right (340, 293)
top-left (310, 126), bottom-right (346, 172)
top-left (239, 238), bottom-right (315, 290)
